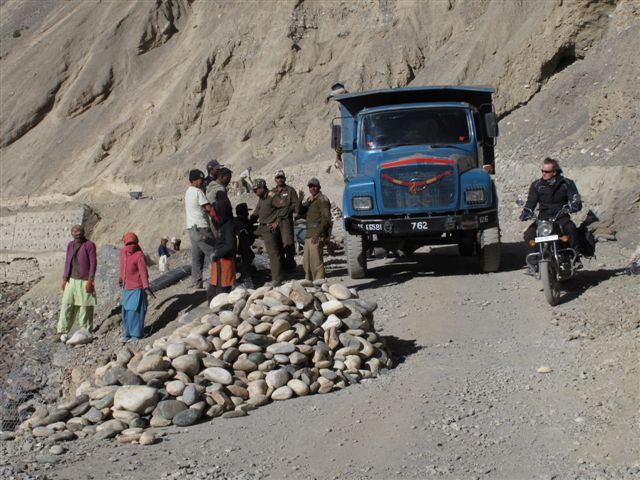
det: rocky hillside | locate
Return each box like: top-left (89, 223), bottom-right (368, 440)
top-left (0, 0), bottom-right (638, 248)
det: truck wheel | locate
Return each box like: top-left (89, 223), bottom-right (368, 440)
top-left (458, 240), bottom-right (476, 256)
top-left (480, 226), bottom-right (501, 272)
top-left (345, 234), bottom-right (367, 279)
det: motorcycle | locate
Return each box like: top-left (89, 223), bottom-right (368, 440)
top-left (518, 195), bottom-right (598, 306)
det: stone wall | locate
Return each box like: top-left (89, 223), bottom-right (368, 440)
top-left (0, 204), bottom-right (97, 284)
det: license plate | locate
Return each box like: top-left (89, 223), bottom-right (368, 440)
top-left (535, 234), bottom-right (559, 243)
top-left (361, 222), bottom-right (382, 232)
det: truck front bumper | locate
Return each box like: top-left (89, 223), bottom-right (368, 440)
top-left (345, 209), bottom-right (499, 236)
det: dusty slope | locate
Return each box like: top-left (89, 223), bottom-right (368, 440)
top-left (1, 1), bottom-right (637, 227)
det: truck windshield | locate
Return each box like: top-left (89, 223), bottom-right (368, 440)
top-left (362, 108), bottom-right (470, 150)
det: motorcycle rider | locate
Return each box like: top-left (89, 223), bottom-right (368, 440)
top-left (520, 157), bottom-right (582, 263)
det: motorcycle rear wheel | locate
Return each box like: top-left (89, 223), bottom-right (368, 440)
top-left (540, 260), bottom-right (561, 306)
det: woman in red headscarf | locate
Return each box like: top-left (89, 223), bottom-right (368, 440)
top-left (119, 232), bottom-right (150, 342)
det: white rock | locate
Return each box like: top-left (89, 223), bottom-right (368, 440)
top-left (219, 311), bottom-right (240, 327)
top-left (165, 380), bottom-right (186, 397)
top-left (265, 369), bottom-right (290, 389)
top-left (166, 343), bottom-right (187, 360)
top-left (202, 367), bottom-right (233, 385)
top-left (66, 330), bottom-right (93, 346)
top-left (228, 288), bottom-right (248, 304)
top-left (209, 293), bottom-right (230, 311)
top-left (328, 284), bottom-right (353, 300)
top-left (321, 314), bottom-right (343, 331)
top-left (287, 379), bottom-right (310, 396)
top-left (266, 342), bottom-right (295, 355)
top-left (139, 431), bottom-right (156, 445)
top-left (321, 300), bottom-right (346, 315)
top-left (219, 325), bottom-right (234, 341)
top-left (271, 386), bottom-right (293, 401)
top-left (113, 386), bottom-right (159, 414)
top-left (537, 366), bottom-right (552, 374)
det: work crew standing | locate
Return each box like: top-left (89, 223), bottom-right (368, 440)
top-left (204, 159), bottom-right (223, 189)
top-left (234, 203), bottom-right (256, 289)
top-left (118, 232), bottom-right (152, 342)
top-left (185, 169), bottom-right (216, 289)
top-left (298, 178), bottom-right (332, 281)
top-left (56, 224), bottom-right (97, 342)
top-left (207, 196), bottom-right (237, 302)
top-left (206, 167), bottom-right (232, 205)
top-left (251, 178), bottom-right (288, 286)
top-left (271, 170), bottom-right (299, 273)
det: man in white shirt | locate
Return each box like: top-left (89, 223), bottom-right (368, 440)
top-left (239, 167), bottom-right (253, 193)
top-left (185, 169), bottom-right (216, 289)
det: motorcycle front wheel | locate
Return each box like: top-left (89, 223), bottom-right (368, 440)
top-left (540, 260), bottom-right (561, 306)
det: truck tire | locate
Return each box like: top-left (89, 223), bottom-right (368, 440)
top-left (480, 226), bottom-right (501, 272)
top-left (345, 234), bottom-right (367, 279)
top-left (458, 240), bottom-right (476, 256)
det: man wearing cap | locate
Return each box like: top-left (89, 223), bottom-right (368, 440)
top-left (251, 178), bottom-right (288, 286)
top-left (271, 170), bottom-right (299, 273)
top-left (204, 159), bottom-right (222, 189)
top-left (185, 169), bottom-right (216, 289)
top-left (206, 167), bottom-right (232, 205)
top-left (298, 178), bottom-right (332, 281)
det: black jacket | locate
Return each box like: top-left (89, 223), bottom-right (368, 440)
top-left (524, 175), bottom-right (581, 220)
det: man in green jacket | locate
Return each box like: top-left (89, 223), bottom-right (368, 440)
top-left (297, 177), bottom-right (332, 281)
top-left (251, 178), bottom-right (288, 286)
top-left (271, 170), bottom-right (299, 273)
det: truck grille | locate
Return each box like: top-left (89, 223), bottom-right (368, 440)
top-left (380, 163), bottom-right (456, 211)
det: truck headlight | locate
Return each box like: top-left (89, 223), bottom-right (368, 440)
top-left (352, 196), bottom-right (373, 211)
top-left (464, 188), bottom-right (485, 204)
top-left (536, 220), bottom-right (553, 237)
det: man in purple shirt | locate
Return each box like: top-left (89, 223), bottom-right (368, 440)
top-left (56, 224), bottom-right (97, 342)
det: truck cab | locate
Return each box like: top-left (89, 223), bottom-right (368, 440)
top-left (331, 86), bottom-right (501, 279)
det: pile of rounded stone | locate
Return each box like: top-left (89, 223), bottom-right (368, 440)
top-left (19, 280), bottom-right (392, 445)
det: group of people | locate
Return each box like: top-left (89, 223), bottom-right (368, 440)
top-left (185, 160), bottom-right (332, 300)
top-left (157, 236), bottom-right (180, 272)
top-left (55, 225), bottom-right (152, 344)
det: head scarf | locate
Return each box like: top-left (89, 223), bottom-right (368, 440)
top-left (122, 232), bottom-right (141, 254)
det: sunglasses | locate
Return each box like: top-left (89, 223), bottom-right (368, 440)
top-left (541, 169), bottom-right (555, 173)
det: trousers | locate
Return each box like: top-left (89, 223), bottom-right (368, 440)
top-left (261, 230), bottom-right (284, 284)
top-left (303, 237), bottom-right (325, 280)
top-left (279, 216), bottom-right (296, 273)
top-left (57, 278), bottom-right (96, 333)
top-left (188, 227), bottom-right (216, 287)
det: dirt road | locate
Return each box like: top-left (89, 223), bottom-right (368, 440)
top-left (12, 237), bottom-right (639, 480)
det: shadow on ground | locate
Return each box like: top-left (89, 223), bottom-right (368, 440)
top-left (349, 242), bottom-right (526, 290)
top-left (145, 290), bottom-right (208, 336)
top-left (382, 336), bottom-right (422, 366)
top-left (558, 267), bottom-right (627, 305)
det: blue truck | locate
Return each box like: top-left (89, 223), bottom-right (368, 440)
top-left (331, 86), bottom-right (501, 279)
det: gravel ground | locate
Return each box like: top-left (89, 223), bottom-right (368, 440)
top-left (1, 234), bottom-right (638, 479)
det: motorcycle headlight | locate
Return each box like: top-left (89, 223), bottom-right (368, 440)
top-left (464, 188), bottom-right (485, 204)
top-left (536, 220), bottom-right (553, 237)
top-left (352, 196), bottom-right (373, 211)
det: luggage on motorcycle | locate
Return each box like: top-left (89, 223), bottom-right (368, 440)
top-left (576, 210), bottom-right (598, 258)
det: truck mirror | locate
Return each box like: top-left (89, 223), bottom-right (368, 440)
top-left (484, 112), bottom-right (499, 138)
top-left (331, 125), bottom-right (341, 151)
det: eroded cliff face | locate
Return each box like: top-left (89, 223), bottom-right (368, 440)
top-left (0, 0), bottom-right (638, 244)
